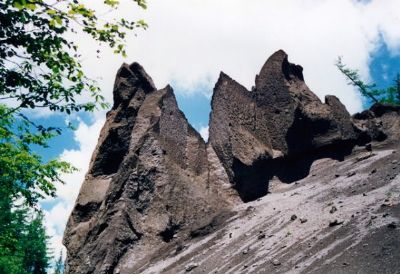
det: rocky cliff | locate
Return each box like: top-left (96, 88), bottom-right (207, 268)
top-left (209, 50), bottom-right (359, 202)
top-left (63, 51), bottom-right (400, 274)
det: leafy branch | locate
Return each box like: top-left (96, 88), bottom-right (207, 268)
top-left (1, 0), bottom-right (147, 115)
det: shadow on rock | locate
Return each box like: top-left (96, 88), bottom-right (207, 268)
top-left (232, 141), bottom-right (356, 202)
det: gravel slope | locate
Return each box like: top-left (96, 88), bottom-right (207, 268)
top-left (138, 142), bottom-right (400, 274)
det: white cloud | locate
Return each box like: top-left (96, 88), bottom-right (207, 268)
top-left (43, 117), bottom-right (104, 258)
top-left (199, 126), bottom-right (209, 141)
top-left (361, 0), bottom-right (400, 55)
top-left (57, 118), bottom-right (105, 205)
top-left (72, 0), bottom-right (400, 115)
top-left (43, 202), bottom-right (69, 258)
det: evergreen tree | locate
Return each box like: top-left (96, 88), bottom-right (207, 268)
top-left (336, 57), bottom-right (400, 105)
top-left (23, 212), bottom-right (51, 273)
top-left (0, 194), bottom-right (26, 274)
top-left (0, 197), bottom-right (50, 273)
top-left (54, 251), bottom-right (64, 274)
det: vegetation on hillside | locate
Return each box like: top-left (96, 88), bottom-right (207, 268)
top-left (0, 0), bottom-right (147, 272)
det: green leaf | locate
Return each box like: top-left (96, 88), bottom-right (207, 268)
top-left (104, 0), bottom-right (120, 7)
top-left (12, 1), bottom-right (24, 10)
top-left (55, 16), bottom-right (62, 25)
top-left (135, 0), bottom-right (147, 9)
top-left (46, 9), bottom-right (57, 15)
top-left (25, 3), bottom-right (36, 10)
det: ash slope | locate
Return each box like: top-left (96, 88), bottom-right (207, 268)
top-left (144, 142), bottom-right (400, 274)
top-left (64, 50), bottom-right (400, 274)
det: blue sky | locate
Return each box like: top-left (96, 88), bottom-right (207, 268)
top-left (176, 92), bottom-right (211, 134)
top-left (27, 0), bottom-right (400, 261)
top-left (370, 41), bottom-right (400, 89)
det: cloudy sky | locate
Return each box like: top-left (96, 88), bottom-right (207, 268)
top-left (37, 0), bottom-right (400, 259)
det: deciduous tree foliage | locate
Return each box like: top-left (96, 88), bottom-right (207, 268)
top-left (0, 0), bottom-right (147, 272)
top-left (0, 105), bottom-right (75, 206)
top-left (1, 0), bottom-right (147, 114)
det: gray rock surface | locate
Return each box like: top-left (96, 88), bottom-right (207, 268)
top-left (209, 50), bottom-right (358, 201)
top-left (64, 50), bottom-right (400, 274)
top-left (353, 103), bottom-right (400, 143)
top-left (63, 64), bottom-right (234, 274)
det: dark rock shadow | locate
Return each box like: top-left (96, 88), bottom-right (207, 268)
top-left (232, 108), bottom-right (359, 202)
top-left (232, 141), bottom-right (355, 202)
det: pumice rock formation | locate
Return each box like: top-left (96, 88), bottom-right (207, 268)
top-left (353, 103), bottom-right (400, 143)
top-left (209, 50), bottom-right (358, 201)
top-left (63, 63), bottom-right (235, 274)
top-left (64, 50), bottom-right (400, 274)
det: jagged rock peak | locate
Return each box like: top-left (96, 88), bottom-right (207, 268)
top-left (209, 50), bottom-right (358, 201)
top-left (64, 63), bottom-right (234, 274)
top-left (256, 50), bottom-right (305, 90)
top-left (88, 63), bottom-right (157, 177)
top-left (112, 62), bottom-right (156, 109)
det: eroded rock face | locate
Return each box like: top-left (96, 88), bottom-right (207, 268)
top-left (209, 50), bottom-right (358, 201)
top-left (254, 50), bottom-right (357, 155)
top-left (63, 65), bottom-right (234, 274)
top-left (91, 63), bottom-right (156, 176)
top-left (64, 50), bottom-right (400, 273)
top-left (353, 103), bottom-right (400, 143)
